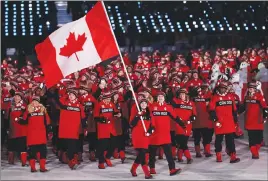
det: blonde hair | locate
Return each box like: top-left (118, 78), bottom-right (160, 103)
top-left (28, 101), bottom-right (46, 114)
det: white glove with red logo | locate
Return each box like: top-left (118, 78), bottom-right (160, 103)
top-left (215, 122), bottom-right (222, 128)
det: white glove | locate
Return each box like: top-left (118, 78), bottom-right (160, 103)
top-left (216, 122), bottom-right (222, 128)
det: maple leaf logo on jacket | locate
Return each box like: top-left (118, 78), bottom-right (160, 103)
top-left (60, 32), bottom-right (87, 61)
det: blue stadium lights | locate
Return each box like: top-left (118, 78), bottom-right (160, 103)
top-left (170, 25), bottom-right (174, 29)
top-left (46, 21), bottom-right (50, 25)
top-left (137, 26), bottom-right (141, 30)
top-left (147, 30), bottom-right (150, 33)
top-left (39, 32), bottom-right (42, 35)
top-left (183, 1), bottom-right (186, 3)
top-left (252, 23), bottom-right (255, 26)
top-left (136, 23), bottom-right (139, 26)
top-left (151, 19), bottom-right (154, 22)
top-left (110, 16), bottom-right (113, 20)
top-left (254, 26), bottom-right (257, 30)
top-left (45, 11), bottom-right (48, 14)
top-left (189, 14), bottom-right (193, 18)
top-left (220, 27), bottom-right (224, 31)
top-left (199, 18), bottom-right (201, 20)
top-left (5, 29), bottom-right (8, 33)
top-left (185, 22), bottom-right (188, 25)
top-left (243, 23), bottom-right (246, 27)
top-left (29, 4), bottom-right (32, 7)
top-left (152, 22), bottom-right (155, 26)
top-left (194, 25), bottom-right (198, 28)
top-left (134, 16), bottom-right (137, 19)
top-left (226, 24), bottom-right (230, 27)
top-left (223, 17), bottom-right (226, 20)
top-left (210, 24), bottom-right (214, 27)
top-left (177, 22), bottom-right (180, 25)
top-left (5, 15), bottom-right (8, 18)
top-left (235, 23), bottom-right (238, 27)
top-left (156, 29), bottom-right (159, 33)
top-left (229, 27), bottom-right (232, 31)
top-left (162, 26), bottom-right (166, 29)
top-left (6, 8), bottom-right (9, 11)
top-left (200, 1), bottom-right (202, 3)
top-left (13, 33), bottom-right (17, 36)
top-left (119, 20), bottom-right (122, 23)
top-left (158, 15), bottom-right (161, 18)
top-left (127, 20), bottom-right (130, 23)
top-left (208, 21), bottom-right (212, 24)
top-left (110, 20), bottom-right (114, 23)
top-left (244, 9), bottom-right (247, 12)
top-left (21, 11), bottom-right (24, 14)
top-left (37, 8), bottom-right (40, 11)
top-left (202, 24), bottom-right (205, 28)
top-left (159, 19), bottom-right (162, 22)
top-left (154, 26), bottom-right (157, 29)
top-left (30, 33), bottom-right (34, 36)
top-left (5, 4), bottom-right (8, 7)
top-left (13, 22), bottom-right (16, 26)
top-left (188, 28), bottom-right (191, 32)
top-left (179, 29), bottom-right (183, 32)
top-left (160, 22), bottom-right (163, 26)
top-left (177, 25), bottom-right (181, 28)
top-left (186, 25), bottom-right (189, 28)
top-left (262, 26), bottom-right (266, 30)
top-left (212, 27), bottom-right (215, 31)
top-left (23, 29), bottom-right (26, 32)
top-left (13, 26), bottom-right (16, 29)
top-left (205, 14), bottom-right (208, 17)
top-left (118, 17), bottom-right (121, 20)
top-left (5, 11), bottom-right (8, 15)
top-left (142, 16), bottom-right (145, 19)
top-left (252, 9), bottom-right (254, 12)
top-left (29, 7), bottom-right (32, 11)
top-left (237, 27), bottom-right (240, 31)
top-left (165, 15), bottom-right (168, 18)
top-left (219, 24), bottom-right (223, 27)
top-left (204, 28), bottom-right (207, 31)
top-left (245, 27), bottom-right (248, 30)
top-left (107, 6), bottom-right (111, 9)
top-left (210, 7), bottom-right (213, 9)
top-left (39, 25), bottom-right (42, 28)
top-left (150, 15), bottom-right (153, 19)
top-left (117, 13), bottom-right (121, 16)
top-left (171, 29), bottom-right (175, 32)
top-left (115, 6), bottom-right (118, 9)
top-left (163, 29), bottom-right (167, 33)
top-left (5, 33), bottom-right (9, 36)
top-left (193, 21), bottom-right (196, 25)
top-left (167, 19), bottom-right (171, 23)
top-left (203, 10), bottom-right (206, 13)
top-left (37, 4), bottom-right (40, 7)
top-left (200, 21), bottom-right (204, 25)
top-left (13, 4), bottom-right (16, 7)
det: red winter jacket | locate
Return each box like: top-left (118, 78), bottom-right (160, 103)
top-left (192, 94), bottom-right (213, 129)
top-left (243, 92), bottom-right (267, 130)
top-left (149, 102), bottom-right (176, 145)
top-left (7, 101), bottom-right (28, 138)
top-left (93, 100), bottom-right (118, 139)
top-left (209, 93), bottom-right (237, 135)
top-left (199, 64), bottom-right (212, 80)
top-left (23, 108), bottom-right (51, 146)
top-left (58, 97), bottom-right (85, 139)
top-left (172, 98), bottom-right (197, 136)
top-left (130, 108), bottom-right (153, 149)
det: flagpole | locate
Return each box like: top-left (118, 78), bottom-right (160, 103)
top-left (101, 1), bottom-right (148, 133)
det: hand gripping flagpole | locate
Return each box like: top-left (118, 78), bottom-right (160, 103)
top-left (101, 1), bottom-right (147, 133)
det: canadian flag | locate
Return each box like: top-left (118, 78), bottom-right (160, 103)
top-left (35, 2), bottom-right (119, 88)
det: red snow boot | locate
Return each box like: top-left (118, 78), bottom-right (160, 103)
top-left (195, 145), bottom-right (202, 158)
top-left (142, 165), bottom-right (153, 179)
top-left (74, 154), bottom-right (80, 165)
top-left (184, 150), bottom-right (193, 164)
top-left (68, 159), bottom-right (78, 170)
top-left (119, 150), bottom-right (126, 163)
top-left (8, 152), bottom-right (15, 164)
top-left (113, 148), bottom-right (119, 159)
top-left (204, 144), bottom-right (212, 157)
top-left (216, 152), bottom-right (222, 162)
top-left (170, 168), bottom-right (182, 176)
top-left (250, 146), bottom-right (259, 159)
top-left (105, 158), bottom-right (113, 167)
top-left (29, 159), bottom-right (37, 172)
top-left (40, 159), bottom-right (49, 172)
top-left (230, 153), bottom-right (240, 163)
top-left (177, 149), bottom-right (183, 162)
top-left (130, 163), bottom-right (139, 177)
top-left (21, 152), bottom-right (27, 167)
top-left (150, 167), bottom-right (156, 174)
top-left (98, 163), bottom-right (105, 169)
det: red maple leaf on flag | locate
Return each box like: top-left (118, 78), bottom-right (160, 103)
top-left (59, 32), bottom-right (87, 61)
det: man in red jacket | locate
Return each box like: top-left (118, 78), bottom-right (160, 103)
top-left (239, 82), bottom-right (268, 159)
top-left (21, 96), bottom-right (52, 172)
top-left (148, 91), bottom-right (182, 176)
top-left (209, 81), bottom-right (240, 163)
top-left (56, 87), bottom-right (87, 170)
top-left (93, 91), bottom-right (121, 169)
top-left (6, 91), bottom-right (28, 166)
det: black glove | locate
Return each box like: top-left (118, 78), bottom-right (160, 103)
top-left (46, 124), bottom-right (53, 132)
top-left (95, 117), bottom-right (107, 123)
top-left (209, 111), bottom-right (218, 122)
top-left (175, 117), bottom-right (186, 129)
top-left (147, 125), bottom-right (155, 134)
top-left (263, 108), bottom-right (268, 119)
top-left (9, 89), bottom-right (15, 97)
top-left (233, 111), bottom-right (238, 123)
top-left (190, 115), bottom-right (197, 122)
top-left (130, 116), bottom-right (139, 127)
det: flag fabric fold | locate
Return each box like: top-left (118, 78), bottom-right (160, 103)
top-left (35, 2), bottom-right (119, 88)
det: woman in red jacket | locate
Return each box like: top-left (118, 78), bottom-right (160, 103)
top-left (172, 88), bottom-right (197, 164)
top-left (209, 81), bottom-right (240, 163)
top-left (6, 91), bottom-right (28, 166)
top-left (56, 87), bottom-right (87, 170)
top-left (20, 96), bottom-right (52, 172)
top-left (239, 82), bottom-right (268, 159)
top-left (191, 86), bottom-right (213, 158)
top-left (129, 99), bottom-right (154, 179)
